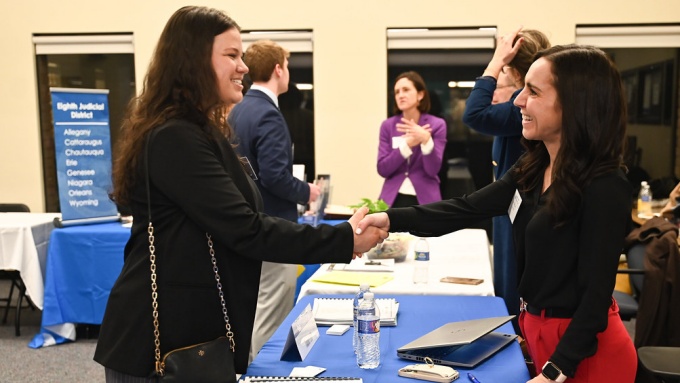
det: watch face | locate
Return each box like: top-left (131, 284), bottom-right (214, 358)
top-left (543, 362), bottom-right (560, 379)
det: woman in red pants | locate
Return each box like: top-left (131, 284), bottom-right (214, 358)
top-left (358, 44), bottom-right (638, 382)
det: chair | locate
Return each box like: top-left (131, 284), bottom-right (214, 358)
top-left (0, 203), bottom-right (30, 213)
top-left (0, 203), bottom-right (34, 336)
top-left (638, 347), bottom-right (680, 383)
top-left (613, 243), bottom-right (646, 321)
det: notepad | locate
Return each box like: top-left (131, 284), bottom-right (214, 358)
top-left (311, 271), bottom-right (394, 287)
top-left (312, 297), bottom-right (399, 326)
top-left (240, 377), bottom-right (362, 382)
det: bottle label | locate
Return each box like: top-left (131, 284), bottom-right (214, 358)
top-left (641, 196), bottom-right (651, 202)
top-left (357, 318), bottom-right (380, 334)
top-left (415, 251), bottom-right (429, 261)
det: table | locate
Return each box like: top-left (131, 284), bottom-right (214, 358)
top-left (0, 213), bottom-right (60, 309)
top-left (298, 229), bottom-right (494, 300)
top-left (631, 207), bottom-right (662, 226)
top-left (30, 222), bottom-right (130, 347)
top-left (244, 294), bottom-right (530, 383)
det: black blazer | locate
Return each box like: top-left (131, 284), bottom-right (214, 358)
top-left (94, 119), bottom-right (353, 376)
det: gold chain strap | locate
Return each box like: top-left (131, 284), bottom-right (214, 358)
top-left (150, 223), bottom-right (235, 376)
top-left (149, 223), bottom-right (162, 373)
top-left (206, 233), bottom-right (236, 350)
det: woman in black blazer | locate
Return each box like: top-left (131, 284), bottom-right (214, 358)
top-left (93, 6), bottom-right (386, 381)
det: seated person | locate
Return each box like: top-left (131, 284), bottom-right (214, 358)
top-left (661, 182), bottom-right (680, 218)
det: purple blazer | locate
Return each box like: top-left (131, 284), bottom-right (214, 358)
top-left (377, 113), bottom-right (447, 206)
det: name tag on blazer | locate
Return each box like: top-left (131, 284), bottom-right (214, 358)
top-left (508, 189), bottom-right (521, 223)
top-left (240, 157), bottom-right (258, 180)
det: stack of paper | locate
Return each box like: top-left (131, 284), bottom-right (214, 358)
top-left (312, 297), bottom-right (399, 326)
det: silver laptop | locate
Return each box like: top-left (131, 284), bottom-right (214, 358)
top-left (397, 316), bottom-right (517, 368)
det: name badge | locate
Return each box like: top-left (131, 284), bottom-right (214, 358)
top-left (240, 157), bottom-right (258, 180)
top-left (508, 189), bottom-right (522, 223)
top-left (392, 136), bottom-right (405, 149)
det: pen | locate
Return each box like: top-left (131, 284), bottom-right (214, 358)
top-left (468, 373), bottom-right (481, 383)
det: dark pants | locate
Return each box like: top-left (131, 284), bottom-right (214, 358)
top-left (392, 193), bottom-right (419, 208)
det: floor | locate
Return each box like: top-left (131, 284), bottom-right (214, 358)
top-left (0, 279), bottom-right (104, 382)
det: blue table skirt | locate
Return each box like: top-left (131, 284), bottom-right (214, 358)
top-left (42, 222), bottom-right (130, 326)
top-left (30, 222), bottom-right (130, 347)
top-left (245, 294), bottom-right (530, 383)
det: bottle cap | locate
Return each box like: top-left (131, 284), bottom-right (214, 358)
top-left (360, 283), bottom-right (370, 290)
top-left (364, 292), bottom-right (374, 300)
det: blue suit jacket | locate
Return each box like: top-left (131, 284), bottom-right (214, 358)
top-left (462, 76), bottom-right (524, 179)
top-left (229, 89), bottom-right (309, 222)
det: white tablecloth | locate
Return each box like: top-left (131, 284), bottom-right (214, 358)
top-left (298, 228), bottom-right (494, 301)
top-left (0, 213), bottom-right (60, 309)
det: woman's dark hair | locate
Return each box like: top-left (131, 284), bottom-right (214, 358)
top-left (514, 44), bottom-right (627, 226)
top-left (112, 6), bottom-right (240, 205)
top-left (392, 71), bottom-right (431, 115)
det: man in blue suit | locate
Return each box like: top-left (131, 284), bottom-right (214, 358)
top-left (229, 39), bottom-right (320, 362)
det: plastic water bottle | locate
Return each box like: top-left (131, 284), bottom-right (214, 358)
top-left (638, 181), bottom-right (652, 217)
top-left (353, 283), bottom-right (371, 353)
top-left (413, 237), bottom-right (430, 284)
top-left (356, 292), bottom-right (380, 369)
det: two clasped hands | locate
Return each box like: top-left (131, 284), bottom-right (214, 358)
top-left (396, 118), bottom-right (431, 148)
top-left (348, 207), bottom-right (391, 258)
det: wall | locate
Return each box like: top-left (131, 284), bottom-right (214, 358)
top-left (1, 0), bottom-right (679, 212)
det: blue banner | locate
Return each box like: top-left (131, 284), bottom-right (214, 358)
top-left (50, 88), bottom-right (118, 222)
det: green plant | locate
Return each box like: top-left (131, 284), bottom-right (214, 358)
top-left (348, 198), bottom-right (389, 214)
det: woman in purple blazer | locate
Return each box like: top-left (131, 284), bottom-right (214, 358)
top-left (378, 71), bottom-right (447, 207)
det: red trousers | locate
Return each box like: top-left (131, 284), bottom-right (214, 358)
top-left (519, 299), bottom-right (636, 382)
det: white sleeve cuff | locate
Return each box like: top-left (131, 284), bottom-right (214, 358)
top-left (420, 137), bottom-right (434, 155)
top-left (399, 141), bottom-right (413, 158)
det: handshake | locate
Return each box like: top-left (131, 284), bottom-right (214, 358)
top-left (347, 206), bottom-right (392, 258)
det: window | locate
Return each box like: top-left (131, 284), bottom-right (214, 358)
top-left (387, 27), bottom-right (496, 193)
top-left (576, 24), bottom-right (680, 181)
top-left (34, 33), bottom-right (136, 212)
